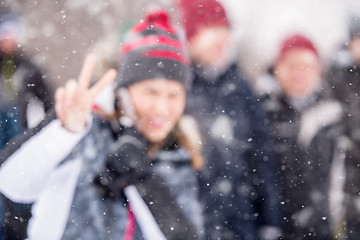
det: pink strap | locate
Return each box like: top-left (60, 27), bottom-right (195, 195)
top-left (123, 203), bottom-right (136, 240)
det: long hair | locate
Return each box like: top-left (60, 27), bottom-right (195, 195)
top-left (93, 100), bottom-right (204, 171)
top-left (175, 115), bottom-right (204, 170)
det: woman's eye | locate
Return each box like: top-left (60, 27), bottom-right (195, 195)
top-left (168, 91), bottom-right (179, 98)
top-left (145, 88), bottom-right (156, 95)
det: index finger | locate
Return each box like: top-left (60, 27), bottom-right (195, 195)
top-left (90, 69), bottom-right (117, 98)
top-left (78, 54), bottom-right (96, 89)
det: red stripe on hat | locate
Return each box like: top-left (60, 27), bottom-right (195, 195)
top-left (122, 35), bottom-right (184, 55)
top-left (143, 49), bottom-right (189, 65)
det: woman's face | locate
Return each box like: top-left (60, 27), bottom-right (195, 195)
top-left (349, 36), bottom-right (360, 64)
top-left (188, 26), bottom-right (231, 68)
top-left (128, 78), bottom-right (186, 143)
top-left (274, 48), bottom-right (322, 98)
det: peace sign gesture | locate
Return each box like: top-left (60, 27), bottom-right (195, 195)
top-left (55, 54), bottom-right (117, 132)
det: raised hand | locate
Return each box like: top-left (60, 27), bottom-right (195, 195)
top-left (55, 54), bottom-right (117, 132)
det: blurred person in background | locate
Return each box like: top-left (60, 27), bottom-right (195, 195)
top-left (260, 34), bottom-right (343, 240)
top-left (0, 7), bottom-right (53, 240)
top-left (0, 10), bottom-right (204, 239)
top-left (327, 15), bottom-right (360, 240)
top-left (0, 7), bottom-right (52, 150)
top-left (177, 0), bottom-right (282, 239)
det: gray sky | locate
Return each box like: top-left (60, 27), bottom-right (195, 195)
top-left (4, 0), bottom-right (360, 87)
top-left (222, 0), bottom-right (360, 79)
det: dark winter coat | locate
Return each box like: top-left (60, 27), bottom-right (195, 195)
top-left (261, 79), bottom-right (343, 240)
top-left (0, 54), bottom-right (52, 127)
top-left (0, 112), bottom-right (202, 240)
top-left (327, 58), bottom-right (360, 239)
top-left (186, 63), bottom-right (281, 240)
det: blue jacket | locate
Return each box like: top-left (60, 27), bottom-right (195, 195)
top-left (327, 59), bottom-right (360, 239)
top-left (0, 112), bottom-right (202, 240)
top-left (260, 73), bottom-right (343, 239)
top-left (186, 64), bottom-right (281, 240)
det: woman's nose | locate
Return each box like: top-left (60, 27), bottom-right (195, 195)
top-left (152, 96), bottom-right (170, 115)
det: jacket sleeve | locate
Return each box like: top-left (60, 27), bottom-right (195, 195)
top-left (237, 78), bottom-right (282, 235)
top-left (251, 100), bottom-right (283, 229)
top-left (0, 109), bottom-right (89, 203)
top-left (100, 126), bottom-right (199, 240)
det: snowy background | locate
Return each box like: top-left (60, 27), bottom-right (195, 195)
top-left (3, 0), bottom-right (360, 89)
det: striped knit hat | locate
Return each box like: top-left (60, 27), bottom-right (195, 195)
top-left (116, 10), bottom-right (191, 89)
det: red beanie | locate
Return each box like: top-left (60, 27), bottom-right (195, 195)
top-left (177, 0), bottom-right (230, 41)
top-left (277, 34), bottom-right (319, 62)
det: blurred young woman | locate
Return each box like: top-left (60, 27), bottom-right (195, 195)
top-left (0, 10), bottom-right (204, 240)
